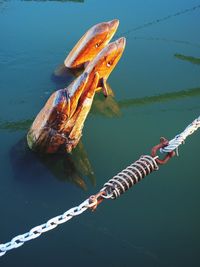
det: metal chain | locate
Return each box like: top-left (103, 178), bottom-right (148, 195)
top-left (0, 115), bottom-right (199, 257)
top-left (0, 199), bottom-right (94, 257)
top-left (160, 115), bottom-right (200, 154)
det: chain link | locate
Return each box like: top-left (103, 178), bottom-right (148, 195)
top-left (0, 199), bottom-right (92, 256)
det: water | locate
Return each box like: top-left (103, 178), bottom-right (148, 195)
top-left (0, 0), bottom-right (200, 266)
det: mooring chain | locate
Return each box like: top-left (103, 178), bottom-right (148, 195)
top-left (0, 199), bottom-right (95, 256)
top-left (0, 155), bottom-right (160, 257)
top-left (0, 115), bottom-right (199, 257)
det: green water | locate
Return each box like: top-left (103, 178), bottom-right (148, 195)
top-left (0, 0), bottom-right (200, 266)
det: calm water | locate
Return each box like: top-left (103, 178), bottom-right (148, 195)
top-left (0, 0), bottom-right (200, 266)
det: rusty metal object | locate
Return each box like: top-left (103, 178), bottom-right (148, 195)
top-left (64, 19), bottom-right (119, 69)
top-left (27, 37), bottom-right (126, 153)
top-left (151, 137), bottom-right (176, 165)
top-left (85, 37), bottom-right (126, 96)
top-left (88, 191), bottom-right (106, 211)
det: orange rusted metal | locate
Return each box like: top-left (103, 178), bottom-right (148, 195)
top-left (151, 137), bottom-right (175, 165)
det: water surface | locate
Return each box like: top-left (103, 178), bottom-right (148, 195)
top-left (0, 1), bottom-right (200, 266)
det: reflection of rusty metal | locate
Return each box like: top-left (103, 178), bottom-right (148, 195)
top-left (151, 137), bottom-right (175, 165)
top-left (10, 138), bottom-right (96, 191)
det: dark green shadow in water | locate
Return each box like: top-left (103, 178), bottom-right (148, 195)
top-left (2, 35), bottom-right (200, 194)
top-left (10, 138), bottom-right (96, 191)
top-left (175, 53), bottom-right (200, 65)
top-left (1, 83), bottom-right (200, 191)
top-left (1, 86), bottom-right (200, 131)
top-left (118, 87), bottom-right (200, 109)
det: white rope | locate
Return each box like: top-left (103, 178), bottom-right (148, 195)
top-left (160, 115), bottom-right (200, 154)
top-left (0, 198), bottom-right (94, 257)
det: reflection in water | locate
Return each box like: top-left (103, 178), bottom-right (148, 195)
top-left (175, 53), bottom-right (200, 65)
top-left (0, 0), bottom-right (8, 11)
top-left (118, 87), bottom-right (200, 109)
top-left (10, 138), bottom-right (95, 190)
top-left (92, 93), bottom-right (120, 118)
top-left (3, 86), bottom-right (200, 190)
top-left (0, 118), bottom-right (33, 132)
top-left (0, 95), bottom-right (120, 132)
top-left (52, 64), bottom-right (83, 89)
top-left (1, 87), bottom-right (200, 131)
top-left (38, 140), bottom-right (95, 189)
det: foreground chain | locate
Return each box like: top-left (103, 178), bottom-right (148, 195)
top-left (0, 154), bottom-right (160, 256)
top-left (0, 199), bottom-right (95, 256)
top-left (0, 115), bottom-right (199, 256)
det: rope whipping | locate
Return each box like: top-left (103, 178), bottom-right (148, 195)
top-left (0, 114), bottom-right (199, 256)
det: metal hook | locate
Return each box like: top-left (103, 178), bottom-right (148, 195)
top-left (88, 191), bottom-right (105, 211)
top-left (151, 137), bottom-right (175, 165)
